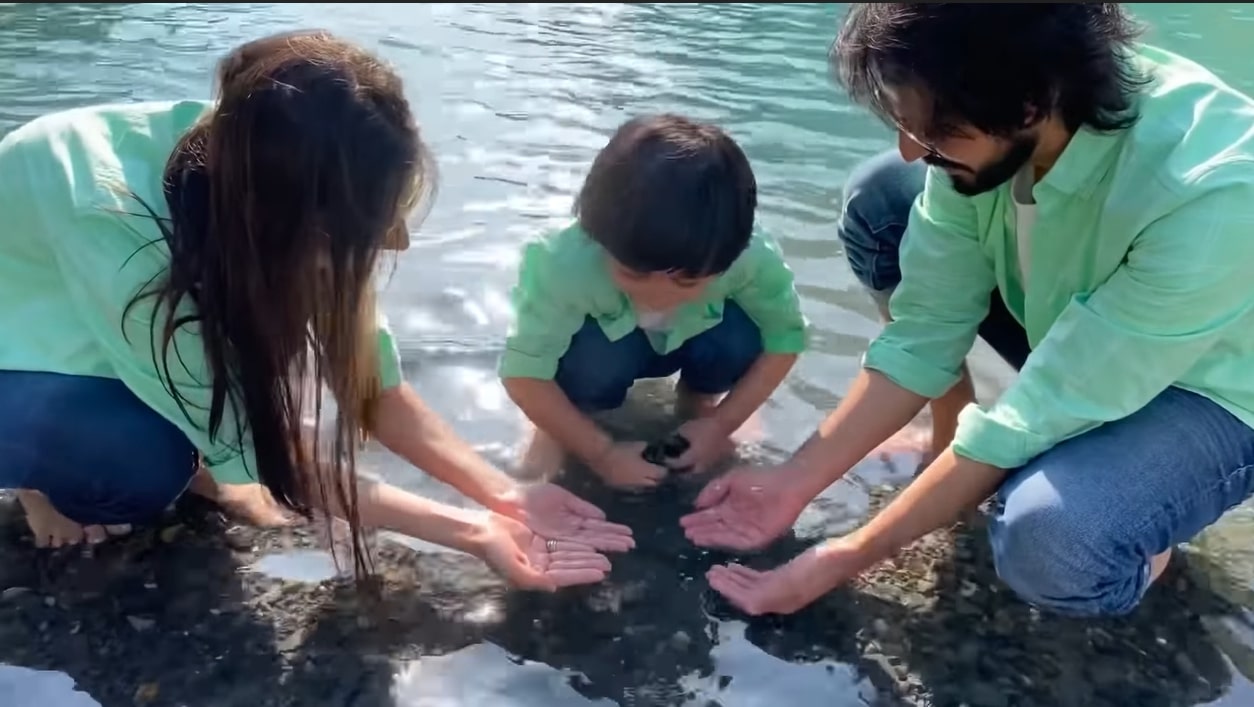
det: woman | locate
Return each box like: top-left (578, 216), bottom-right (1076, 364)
top-left (0, 30), bottom-right (633, 591)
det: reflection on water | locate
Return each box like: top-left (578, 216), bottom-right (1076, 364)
top-left (4, 2), bottom-right (1254, 705)
top-left (392, 642), bottom-right (615, 707)
top-left (0, 664), bottom-right (102, 707)
top-left (676, 620), bottom-right (876, 706)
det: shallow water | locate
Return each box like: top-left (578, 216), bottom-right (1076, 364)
top-left (4, 2), bottom-right (1254, 706)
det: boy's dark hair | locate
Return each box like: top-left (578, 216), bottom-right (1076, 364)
top-left (574, 114), bottom-right (757, 278)
top-left (832, 4), bottom-right (1152, 139)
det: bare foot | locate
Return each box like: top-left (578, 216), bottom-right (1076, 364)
top-left (16, 490), bottom-right (130, 549)
top-left (188, 467), bottom-right (292, 527)
top-left (1149, 547), bottom-right (1173, 584)
top-left (515, 426), bottom-right (566, 481)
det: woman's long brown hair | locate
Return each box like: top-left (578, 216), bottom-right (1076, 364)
top-left (127, 30), bottom-right (434, 577)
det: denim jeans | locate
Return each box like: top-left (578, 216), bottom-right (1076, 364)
top-left (837, 149), bottom-right (1254, 616)
top-left (0, 370), bottom-right (198, 525)
top-left (554, 300), bottom-right (764, 412)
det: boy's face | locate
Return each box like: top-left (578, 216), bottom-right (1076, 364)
top-left (607, 257), bottom-right (715, 311)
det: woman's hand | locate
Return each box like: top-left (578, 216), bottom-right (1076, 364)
top-left (495, 483), bottom-right (635, 553)
top-left (475, 513), bottom-right (613, 591)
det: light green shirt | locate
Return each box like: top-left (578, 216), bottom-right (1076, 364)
top-left (0, 100), bottom-right (404, 485)
top-left (866, 45), bottom-right (1254, 470)
top-left (499, 223), bottom-right (808, 380)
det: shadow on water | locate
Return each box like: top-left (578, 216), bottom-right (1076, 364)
top-left (0, 495), bottom-right (286, 707)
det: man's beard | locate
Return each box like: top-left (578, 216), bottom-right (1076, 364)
top-left (926, 134), bottom-right (1037, 197)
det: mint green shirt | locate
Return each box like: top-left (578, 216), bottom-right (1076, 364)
top-left (499, 223), bottom-right (808, 380)
top-left (0, 100), bottom-right (404, 485)
top-left (866, 45), bottom-right (1254, 470)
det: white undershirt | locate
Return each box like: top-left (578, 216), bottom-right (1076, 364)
top-left (1011, 166), bottom-right (1037, 286)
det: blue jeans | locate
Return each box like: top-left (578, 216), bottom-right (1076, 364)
top-left (0, 370), bottom-right (198, 525)
top-left (838, 150), bottom-right (1254, 616)
top-left (555, 301), bottom-right (763, 412)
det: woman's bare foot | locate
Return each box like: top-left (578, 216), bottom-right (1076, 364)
top-left (16, 490), bottom-right (130, 549)
top-left (514, 426), bottom-right (566, 481)
top-left (188, 467), bottom-right (293, 527)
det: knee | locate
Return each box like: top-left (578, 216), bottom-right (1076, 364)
top-left (838, 150), bottom-right (925, 292)
top-left (49, 430), bottom-right (196, 526)
top-left (553, 318), bottom-right (645, 411)
top-left (989, 472), bottom-right (1148, 617)
top-left (679, 302), bottom-right (764, 394)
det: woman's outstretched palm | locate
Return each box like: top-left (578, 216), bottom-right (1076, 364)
top-left (480, 513), bottom-right (613, 591)
top-left (509, 483), bottom-right (635, 553)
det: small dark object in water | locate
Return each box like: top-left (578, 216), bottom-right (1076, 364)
top-left (642, 433), bottom-right (691, 472)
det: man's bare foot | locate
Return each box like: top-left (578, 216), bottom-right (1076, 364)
top-left (514, 426), bottom-right (566, 481)
top-left (1149, 547), bottom-right (1173, 584)
top-left (869, 423), bottom-right (935, 467)
top-left (16, 490), bottom-right (130, 549)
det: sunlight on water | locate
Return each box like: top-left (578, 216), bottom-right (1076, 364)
top-left (676, 621), bottom-right (876, 706)
top-left (244, 550), bottom-right (345, 584)
top-left (391, 642), bottom-right (614, 707)
top-left (0, 665), bottom-right (102, 707)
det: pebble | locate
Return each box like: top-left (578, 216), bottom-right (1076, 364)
top-left (1, 586), bottom-right (30, 601)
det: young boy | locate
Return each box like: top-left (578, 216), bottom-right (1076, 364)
top-left (500, 114), bottom-right (808, 490)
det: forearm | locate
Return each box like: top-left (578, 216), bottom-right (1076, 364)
top-left (368, 383), bottom-right (517, 513)
top-left (711, 352), bottom-right (797, 433)
top-left (503, 377), bottom-right (612, 463)
top-left (841, 447), bottom-right (1004, 566)
top-left (305, 464), bottom-right (486, 556)
top-left (789, 368), bottom-right (929, 498)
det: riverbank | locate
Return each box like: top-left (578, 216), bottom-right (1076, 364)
top-left (2, 472), bottom-right (1251, 707)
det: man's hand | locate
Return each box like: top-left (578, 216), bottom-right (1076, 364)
top-left (707, 538), bottom-right (866, 615)
top-left (678, 464), bottom-right (810, 551)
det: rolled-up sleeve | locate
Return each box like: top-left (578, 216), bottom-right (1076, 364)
top-left (499, 240), bottom-right (587, 380)
top-left (953, 182), bottom-right (1254, 469)
top-left (862, 166), bottom-right (998, 399)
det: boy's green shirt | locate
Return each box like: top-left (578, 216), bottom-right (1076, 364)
top-left (499, 223), bottom-right (808, 380)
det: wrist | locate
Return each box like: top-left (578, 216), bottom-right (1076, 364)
top-left (776, 458), bottom-right (827, 507)
top-left (485, 480), bottom-right (525, 520)
top-left (440, 506), bottom-right (495, 558)
top-left (708, 404), bottom-right (746, 437)
top-left (575, 432), bottom-right (614, 468)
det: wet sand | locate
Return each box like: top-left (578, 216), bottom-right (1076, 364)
top-left (2, 460), bottom-right (1252, 707)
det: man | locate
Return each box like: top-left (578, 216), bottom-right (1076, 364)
top-left (678, 3), bottom-right (1254, 618)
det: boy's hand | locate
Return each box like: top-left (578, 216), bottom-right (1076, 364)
top-left (590, 441), bottom-right (666, 490)
top-left (669, 418), bottom-right (736, 474)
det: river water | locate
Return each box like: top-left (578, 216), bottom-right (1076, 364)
top-left (2, 3), bottom-right (1254, 706)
